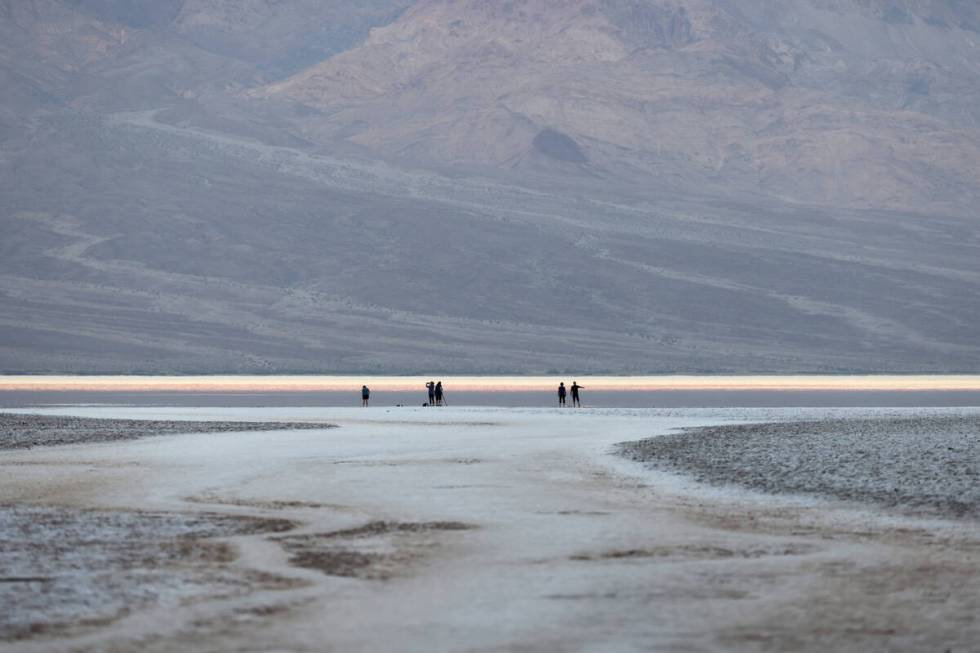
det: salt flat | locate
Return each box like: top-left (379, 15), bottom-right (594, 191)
top-left (2, 406), bottom-right (978, 652)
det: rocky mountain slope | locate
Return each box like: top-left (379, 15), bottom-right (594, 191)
top-left (1, 0), bottom-right (979, 373)
top-left (257, 0), bottom-right (980, 215)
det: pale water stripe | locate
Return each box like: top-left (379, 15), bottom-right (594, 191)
top-left (2, 375), bottom-right (980, 392)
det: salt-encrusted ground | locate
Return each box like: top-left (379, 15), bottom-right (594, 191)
top-left (619, 415), bottom-right (980, 518)
top-left (1, 406), bottom-right (979, 652)
top-left (0, 413), bottom-right (334, 450)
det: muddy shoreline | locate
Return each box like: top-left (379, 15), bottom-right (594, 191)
top-left (0, 413), bottom-right (335, 450)
top-left (619, 415), bottom-right (980, 518)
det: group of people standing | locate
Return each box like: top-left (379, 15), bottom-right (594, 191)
top-left (360, 381), bottom-right (446, 407)
top-left (361, 380), bottom-right (583, 407)
top-left (557, 381), bottom-right (583, 407)
top-left (425, 380), bottom-right (445, 406)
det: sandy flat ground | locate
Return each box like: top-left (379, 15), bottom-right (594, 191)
top-left (2, 406), bottom-right (979, 652)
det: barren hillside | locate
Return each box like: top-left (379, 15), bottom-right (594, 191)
top-left (257, 0), bottom-right (980, 214)
top-left (1, 0), bottom-right (979, 373)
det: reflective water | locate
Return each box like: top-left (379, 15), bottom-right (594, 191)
top-left (1, 375), bottom-right (979, 408)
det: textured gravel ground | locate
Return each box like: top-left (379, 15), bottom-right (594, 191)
top-left (619, 415), bottom-right (980, 518)
top-left (0, 413), bottom-right (335, 450)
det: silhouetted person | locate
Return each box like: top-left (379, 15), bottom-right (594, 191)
top-left (558, 382), bottom-right (567, 407)
top-left (571, 381), bottom-right (583, 407)
top-left (426, 381), bottom-right (435, 406)
top-left (361, 385), bottom-right (370, 407)
top-left (435, 381), bottom-right (444, 406)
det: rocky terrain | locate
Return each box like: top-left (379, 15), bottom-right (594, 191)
top-left (257, 0), bottom-right (980, 213)
top-left (2, 0), bottom-right (979, 373)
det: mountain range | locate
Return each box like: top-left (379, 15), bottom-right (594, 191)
top-left (2, 0), bottom-right (979, 373)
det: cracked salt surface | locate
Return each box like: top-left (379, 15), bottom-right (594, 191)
top-left (620, 414), bottom-right (980, 518)
top-left (0, 413), bottom-right (335, 451)
top-left (0, 507), bottom-right (295, 641)
top-left (2, 405), bottom-right (979, 652)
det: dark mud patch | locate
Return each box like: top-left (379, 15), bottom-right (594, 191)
top-left (189, 598), bottom-right (309, 632)
top-left (570, 542), bottom-right (819, 562)
top-left (545, 592), bottom-right (622, 601)
top-left (545, 587), bottom-right (751, 602)
top-left (233, 602), bottom-right (296, 618)
top-left (0, 460), bottom-right (144, 467)
top-left (0, 413), bottom-right (336, 451)
top-left (184, 493), bottom-right (347, 511)
top-left (275, 520), bottom-right (476, 580)
top-left (0, 506), bottom-right (297, 641)
top-left (331, 459), bottom-right (402, 467)
top-left (287, 549), bottom-right (384, 578)
top-left (618, 415), bottom-right (980, 519)
top-left (313, 520), bottom-right (474, 539)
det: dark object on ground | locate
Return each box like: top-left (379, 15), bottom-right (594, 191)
top-left (618, 415), bottom-right (980, 518)
top-left (0, 413), bottom-right (335, 451)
